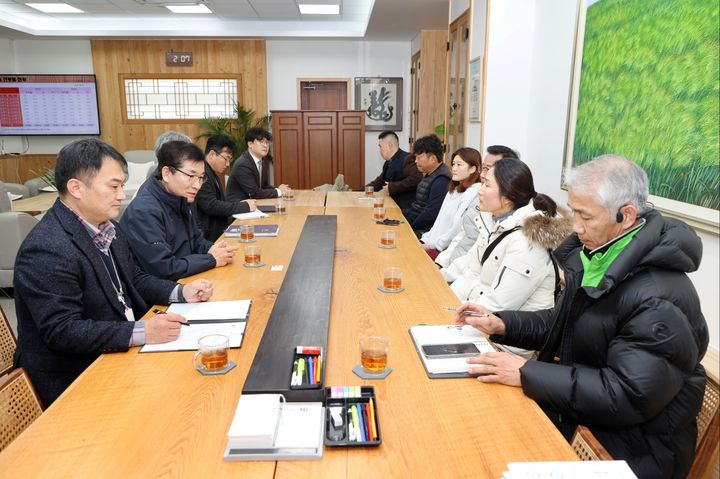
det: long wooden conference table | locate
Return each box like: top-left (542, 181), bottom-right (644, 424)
top-left (0, 190), bottom-right (577, 478)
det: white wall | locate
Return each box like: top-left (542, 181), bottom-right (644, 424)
top-left (479, 0), bottom-right (719, 348)
top-left (450, 0), bottom-right (470, 23)
top-left (0, 38), bottom-right (94, 155)
top-left (266, 39), bottom-right (411, 184)
top-left (465, 0), bottom-right (487, 150)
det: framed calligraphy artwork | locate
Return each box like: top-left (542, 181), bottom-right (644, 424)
top-left (354, 77), bottom-right (403, 131)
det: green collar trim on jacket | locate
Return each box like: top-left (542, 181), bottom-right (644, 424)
top-left (580, 222), bottom-right (646, 288)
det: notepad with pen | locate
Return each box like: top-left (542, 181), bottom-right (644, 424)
top-left (224, 393), bottom-right (325, 461)
top-left (409, 324), bottom-right (496, 378)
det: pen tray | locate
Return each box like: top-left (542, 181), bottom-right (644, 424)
top-left (324, 386), bottom-right (381, 447)
top-left (289, 349), bottom-right (323, 390)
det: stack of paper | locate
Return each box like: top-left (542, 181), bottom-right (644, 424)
top-left (227, 394), bottom-right (284, 449)
top-left (233, 210), bottom-right (268, 220)
top-left (166, 300), bottom-right (251, 323)
top-left (503, 460), bottom-right (638, 478)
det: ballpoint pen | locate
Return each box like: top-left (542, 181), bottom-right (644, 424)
top-left (152, 308), bottom-right (190, 325)
top-left (441, 306), bottom-right (489, 317)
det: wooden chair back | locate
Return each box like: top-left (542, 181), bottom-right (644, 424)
top-left (0, 304), bottom-right (16, 376)
top-left (0, 367), bottom-right (43, 452)
top-left (687, 373), bottom-right (720, 479)
top-left (570, 425), bottom-right (613, 461)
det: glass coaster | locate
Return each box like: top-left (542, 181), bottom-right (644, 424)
top-left (377, 286), bottom-right (405, 293)
top-left (378, 243), bottom-right (397, 249)
top-left (243, 261), bottom-right (267, 268)
top-left (352, 364), bottom-right (392, 379)
top-left (196, 360), bottom-right (236, 376)
top-left (273, 212), bottom-right (288, 216)
top-left (239, 238), bottom-right (256, 243)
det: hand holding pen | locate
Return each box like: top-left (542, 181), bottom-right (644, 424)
top-left (145, 310), bottom-right (188, 343)
top-left (448, 303), bottom-right (506, 336)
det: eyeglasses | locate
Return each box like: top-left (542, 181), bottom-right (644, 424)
top-left (171, 166), bottom-right (207, 185)
top-left (215, 151), bottom-right (232, 163)
top-left (254, 139), bottom-right (271, 145)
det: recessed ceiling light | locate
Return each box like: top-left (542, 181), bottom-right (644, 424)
top-left (298, 4), bottom-right (340, 15)
top-left (25, 3), bottom-right (84, 13)
top-left (166, 4), bottom-right (212, 14)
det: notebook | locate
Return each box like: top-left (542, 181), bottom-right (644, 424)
top-left (409, 324), bottom-right (495, 378)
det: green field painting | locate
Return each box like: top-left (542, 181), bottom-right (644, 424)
top-left (572, 0), bottom-right (719, 209)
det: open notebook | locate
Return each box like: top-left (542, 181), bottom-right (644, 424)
top-left (139, 300), bottom-right (251, 352)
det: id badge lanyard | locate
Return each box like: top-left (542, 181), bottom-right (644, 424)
top-left (102, 253), bottom-right (135, 322)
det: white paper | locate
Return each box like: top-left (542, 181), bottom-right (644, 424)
top-left (274, 402), bottom-right (324, 449)
top-left (140, 322), bottom-right (245, 352)
top-left (505, 460), bottom-right (638, 478)
top-left (233, 210), bottom-right (268, 220)
top-left (7, 192), bottom-right (22, 201)
top-left (166, 300), bottom-right (251, 322)
top-left (40, 185), bottom-right (58, 192)
top-left (228, 394), bottom-right (284, 448)
top-left (271, 265), bottom-right (284, 271)
top-left (410, 325), bottom-right (495, 375)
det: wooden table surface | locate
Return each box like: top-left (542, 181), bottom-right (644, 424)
top-left (255, 189), bottom-right (327, 207)
top-left (325, 190), bottom-right (394, 208)
top-left (0, 192), bottom-right (578, 478)
top-left (11, 191), bottom-right (58, 214)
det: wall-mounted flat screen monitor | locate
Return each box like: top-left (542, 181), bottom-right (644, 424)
top-left (0, 74), bottom-right (101, 136)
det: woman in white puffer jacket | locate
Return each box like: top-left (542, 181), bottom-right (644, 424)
top-left (441, 158), bottom-right (572, 357)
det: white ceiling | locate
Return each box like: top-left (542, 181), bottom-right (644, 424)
top-left (0, 0), bottom-right (450, 40)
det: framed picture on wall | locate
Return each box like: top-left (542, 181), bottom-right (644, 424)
top-left (564, 0), bottom-right (718, 233)
top-left (468, 57), bottom-right (482, 123)
top-left (354, 77), bottom-right (403, 131)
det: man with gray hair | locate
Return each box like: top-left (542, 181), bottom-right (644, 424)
top-left (454, 155), bottom-right (708, 479)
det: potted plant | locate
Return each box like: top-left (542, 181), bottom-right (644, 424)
top-left (196, 104), bottom-right (271, 164)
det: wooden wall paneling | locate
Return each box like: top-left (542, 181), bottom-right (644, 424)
top-left (337, 111), bottom-right (365, 190)
top-left (0, 154), bottom-right (57, 184)
top-left (303, 112), bottom-right (337, 189)
top-left (272, 112), bottom-right (304, 187)
top-left (418, 30), bottom-right (449, 138)
top-left (90, 39), bottom-right (267, 154)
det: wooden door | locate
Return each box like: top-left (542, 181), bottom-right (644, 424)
top-left (303, 112), bottom-right (337, 189)
top-left (272, 112), bottom-right (304, 187)
top-left (337, 111), bottom-right (365, 190)
top-left (299, 81), bottom-right (349, 110)
top-left (445, 11), bottom-right (470, 156)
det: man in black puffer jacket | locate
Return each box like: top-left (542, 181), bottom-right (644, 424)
top-left (455, 155), bottom-right (708, 479)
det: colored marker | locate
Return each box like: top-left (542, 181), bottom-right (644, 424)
top-left (369, 398), bottom-right (378, 440)
top-left (315, 355), bottom-right (321, 383)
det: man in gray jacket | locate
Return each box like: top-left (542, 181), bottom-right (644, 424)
top-left (456, 155), bottom-right (708, 479)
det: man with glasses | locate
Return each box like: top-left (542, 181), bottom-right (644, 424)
top-left (121, 141), bottom-right (236, 280)
top-left (196, 135), bottom-right (257, 241)
top-left (226, 127), bottom-right (290, 201)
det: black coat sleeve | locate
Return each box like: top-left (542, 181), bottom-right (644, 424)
top-left (196, 181), bottom-right (251, 218)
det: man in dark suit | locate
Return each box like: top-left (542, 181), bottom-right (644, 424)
top-left (366, 130), bottom-right (422, 210)
top-left (196, 135), bottom-right (257, 241)
top-left (226, 127), bottom-right (290, 200)
top-left (13, 139), bottom-right (214, 406)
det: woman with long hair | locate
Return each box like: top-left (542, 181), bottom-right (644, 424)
top-left (420, 147), bottom-right (482, 259)
top-left (441, 158), bottom-right (572, 357)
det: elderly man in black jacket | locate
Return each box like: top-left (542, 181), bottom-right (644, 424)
top-left (455, 155), bottom-right (708, 479)
top-left (196, 135), bottom-right (257, 241)
top-left (13, 139), bottom-right (213, 406)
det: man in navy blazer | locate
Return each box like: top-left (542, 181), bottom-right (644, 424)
top-left (13, 139), bottom-right (214, 406)
top-left (226, 128), bottom-right (290, 200)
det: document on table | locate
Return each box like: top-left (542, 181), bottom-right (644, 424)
top-left (409, 324), bottom-right (495, 377)
top-left (166, 300), bottom-right (251, 323)
top-left (233, 210), bottom-right (268, 220)
top-left (503, 460), bottom-right (638, 478)
top-left (140, 322), bottom-right (246, 352)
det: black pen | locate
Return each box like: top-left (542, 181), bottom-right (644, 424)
top-left (152, 308), bottom-right (189, 325)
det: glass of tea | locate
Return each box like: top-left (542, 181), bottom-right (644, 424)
top-left (244, 244), bottom-right (262, 265)
top-left (383, 267), bottom-right (402, 291)
top-left (373, 196), bottom-right (385, 208)
top-left (283, 188), bottom-right (295, 200)
top-left (373, 206), bottom-right (386, 221)
top-left (379, 230), bottom-right (395, 248)
top-left (365, 185), bottom-right (374, 197)
top-left (239, 224), bottom-right (255, 242)
top-left (360, 336), bottom-right (389, 375)
top-left (193, 334), bottom-right (229, 372)
top-left (276, 199), bottom-right (287, 215)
